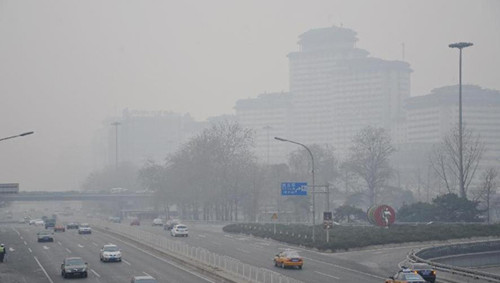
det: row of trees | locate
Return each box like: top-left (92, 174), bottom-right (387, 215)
top-left (82, 120), bottom-right (498, 223)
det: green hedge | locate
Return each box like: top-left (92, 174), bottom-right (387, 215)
top-left (223, 223), bottom-right (500, 251)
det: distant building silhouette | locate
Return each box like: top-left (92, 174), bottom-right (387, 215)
top-left (104, 109), bottom-right (207, 166)
top-left (236, 26), bottom-right (412, 162)
top-left (406, 85), bottom-right (500, 171)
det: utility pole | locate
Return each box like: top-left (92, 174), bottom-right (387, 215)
top-left (111, 122), bottom-right (121, 169)
top-left (449, 42), bottom-right (473, 198)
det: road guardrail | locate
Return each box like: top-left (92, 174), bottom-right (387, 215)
top-left (89, 219), bottom-right (303, 283)
top-left (408, 242), bottom-right (500, 283)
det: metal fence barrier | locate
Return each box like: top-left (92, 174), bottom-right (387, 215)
top-left (408, 242), bottom-right (500, 283)
top-left (89, 219), bottom-right (302, 283)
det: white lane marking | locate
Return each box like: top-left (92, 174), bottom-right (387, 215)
top-left (236, 248), bottom-right (250, 254)
top-left (91, 269), bottom-right (101, 278)
top-left (315, 271), bottom-right (340, 280)
top-left (28, 248), bottom-right (32, 253)
top-left (33, 256), bottom-right (54, 283)
top-left (9, 247), bottom-right (15, 252)
top-left (101, 232), bottom-right (215, 282)
top-left (224, 234), bottom-right (233, 238)
top-left (43, 246), bottom-right (50, 250)
top-left (92, 242), bottom-right (98, 247)
top-left (198, 234), bottom-right (206, 238)
top-left (66, 248), bottom-right (72, 253)
top-left (122, 259), bottom-right (131, 266)
top-left (57, 241), bottom-right (62, 246)
top-left (78, 244), bottom-right (84, 248)
top-left (12, 227), bottom-right (21, 236)
top-left (143, 272), bottom-right (153, 277)
top-left (20, 236), bottom-right (24, 240)
top-left (24, 241), bottom-right (27, 245)
top-left (303, 257), bottom-right (385, 280)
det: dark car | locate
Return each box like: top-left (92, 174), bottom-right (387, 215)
top-left (61, 257), bottom-right (88, 278)
top-left (44, 218), bottom-right (56, 229)
top-left (408, 263), bottom-right (436, 283)
top-left (131, 275), bottom-right (157, 283)
top-left (385, 268), bottom-right (427, 283)
top-left (130, 218), bottom-right (140, 226)
top-left (66, 222), bottom-right (79, 229)
top-left (164, 219), bottom-right (179, 230)
top-left (37, 231), bottom-right (54, 242)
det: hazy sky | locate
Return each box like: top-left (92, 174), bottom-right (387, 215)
top-left (1, 0), bottom-right (499, 191)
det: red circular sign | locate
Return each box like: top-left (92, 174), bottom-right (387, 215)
top-left (367, 205), bottom-right (395, 227)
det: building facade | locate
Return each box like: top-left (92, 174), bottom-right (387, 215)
top-left (406, 85), bottom-right (500, 173)
top-left (236, 26), bottom-right (412, 162)
top-left (234, 92), bottom-right (291, 164)
top-left (107, 109), bottom-right (207, 167)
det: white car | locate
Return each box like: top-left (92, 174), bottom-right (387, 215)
top-left (99, 244), bottom-right (122, 262)
top-left (78, 223), bottom-right (92, 234)
top-left (170, 224), bottom-right (188, 237)
top-left (32, 219), bottom-right (45, 226)
top-left (152, 218), bottom-right (163, 226)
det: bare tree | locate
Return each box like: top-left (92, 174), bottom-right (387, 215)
top-left (430, 125), bottom-right (484, 199)
top-left (473, 168), bottom-right (498, 223)
top-left (347, 126), bottom-right (395, 207)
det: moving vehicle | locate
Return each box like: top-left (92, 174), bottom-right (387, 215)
top-left (78, 223), bottom-right (92, 234)
top-left (130, 218), bottom-right (140, 226)
top-left (152, 218), bottom-right (163, 226)
top-left (274, 249), bottom-right (303, 269)
top-left (164, 219), bottom-right (179, 230)
top-left (407, 263), bottom-right (436, 283)
top-left (170, 224), bottom-right (188, 237)
top-left (44, 218), bottom-right (56, 229)
top-left (385, 268), bottom-right (427, 283)
top-left (37, 230), bottom-right (54, 242)
top-left (32, 219), bottom-right (45, 226)
top-left (61, 257), bottom-right (88, 278)
top-left (108, 216), bottom-right (121, 223)
top-left (66, 222), bottom-right (79, 229)
top-left (100, 244), bottom-right (122, 262)
top-left (54, 225), bottom-right (66, 232)
top-left (131, 275), bottom-right (157, 283)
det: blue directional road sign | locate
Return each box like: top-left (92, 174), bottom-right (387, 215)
top-left (281, 182), bottom-right (308, 196)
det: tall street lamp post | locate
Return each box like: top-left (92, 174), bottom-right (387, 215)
top-left (263, 125), bottom-right (272, 164)
top-left (0, 131), bottom-right (34, 142)
top-left (111, 122), bottom-right (121, 169)
top-left (274, 137), bottom-right (316, 242)
top-left (449, 42), bottom-right (473, 198)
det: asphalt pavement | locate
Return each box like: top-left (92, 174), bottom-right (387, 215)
top-left (0, 222), bottom-right (221, 283)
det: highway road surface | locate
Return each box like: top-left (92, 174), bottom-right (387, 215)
top-left (0, 223), bottom-right (224, 283)
top-left (1, 218), bottom-right (497, 283)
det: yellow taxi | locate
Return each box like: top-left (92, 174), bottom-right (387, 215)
top-left (273, 249), bottom-right (303, 269)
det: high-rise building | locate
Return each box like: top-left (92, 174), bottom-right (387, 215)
top-left (406, 85), bottom-right (500, 172)
top-left (107, 109), bottom-right (207, 167)
top-left (236, 26), bottom-right (412, 162)
top-left (288, 26), bottom-right (411, 155)
top-left (234, 92), bottom-right (291, 164)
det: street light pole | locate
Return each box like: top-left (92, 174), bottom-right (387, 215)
top-left (449, 42), bottom-right (473, 198)
top-left (0, 131), bottom-right (34, 142)
top-left (111, 122), bottom-right (121, 169)
top-left (274, 137), bottom-right (316, 242)
top-left (263, 125), bottom-right (272, 164)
